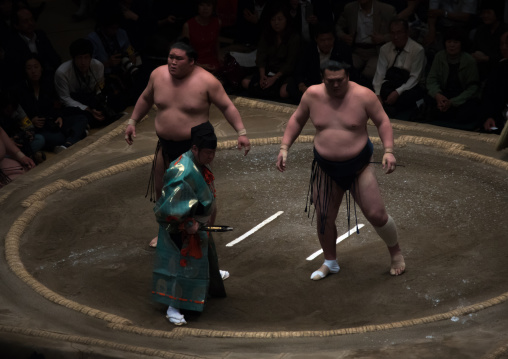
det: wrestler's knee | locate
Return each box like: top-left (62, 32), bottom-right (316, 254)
top-left (364, 208), bottom-right (388, 227)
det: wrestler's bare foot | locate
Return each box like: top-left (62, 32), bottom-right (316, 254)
top-left (311, 260), bottom-right (340, 280)
top-left (390, 252), bottom-right (405, 276)
top-left (149, 236), bottom-right (157, 248)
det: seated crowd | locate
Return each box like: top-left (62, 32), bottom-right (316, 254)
top-left (1, 0), bottom-right (508, 189)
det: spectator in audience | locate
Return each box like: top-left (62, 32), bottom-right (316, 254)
top-left (395, 0), bottom-right (425, 20)
top-left (470, 0), bottom-right (508, 82)
top-left (480, 30), bottom-right (508, 133)
top-left (216, 0), bottom-right (237, 40)
top-left (380, 0), bottom-right (406, 14)
top-left (0, 124), bottom-right (35, 188)
top-left (235, 0), bottom-right (268, 46)
top-left (15, 55), bottom-right (88, 153)
top-left (182, 0), bottom-right (222, 73)
top-left (72, 0), bottom-right (95, 22)
top-left (88, 5), bottom-right (140, 108)
top-left (5, 5), bottom-right (61, 83)
top-left (425, 27), bottom-right (480, 130)
top-left (373, 18), bottom-right (426, 117)
top-left (424, 0), bottom-right (477, 49)
top-left (118, 0), bottom-right (158, 55)
top-left (392, 0), bottom-right (430, 43)
top-left (0, 0), bottom-right (13, 88)
top-left (98, 1), bottom-right (152, 102)
top-left (0, 89), bottom-right (45, 163)
top-left (87, 6), bottom-right (140, 77)
top-left (149, 0), bottom-right (195, 56)
top-left (54, 38), bottom-right (117, 129)
top-left (285, 22), bottom-right (355, 103)
top-left (287, 0), bottom-right (335, 44)
top-left (0, 0), bottom-right (14, 44)
top-left (335, 0), bottom-right (396, 86)
top-left (241, 2), bottom-right (300, 100)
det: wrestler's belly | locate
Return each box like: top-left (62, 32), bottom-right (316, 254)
top-left (314, 131), bottom-right (369, 161)
top-left (154, 110), bottom-right (210, 141)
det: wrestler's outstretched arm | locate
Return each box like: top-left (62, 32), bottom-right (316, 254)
top-left (277, 90), bottom-right (311, 172)
top-left (125, 71), bottom-right (156, 145)
top-left (365, 88), bottom-right (396, 174)
top-left (208, 75), bottom-right (251, 155)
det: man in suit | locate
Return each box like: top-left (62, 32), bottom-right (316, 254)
top-left (285, 23), bottom-right (356, 103)
top-left (335, 0), bottom-right (396, 83)
top-left (288, 0), bottom-right (335, 43)
top-left (5, 6), bottom-right (61, 83)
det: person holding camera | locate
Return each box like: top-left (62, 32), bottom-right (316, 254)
top-left (15, 55), bottom-right (88, 153)
top-left (87, 7), bottom-right (140, 109)
top-left (54, 38), bottom-right (117, 128)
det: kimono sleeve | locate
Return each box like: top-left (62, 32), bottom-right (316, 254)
top-left (154, 157), bottom-right (214, 231)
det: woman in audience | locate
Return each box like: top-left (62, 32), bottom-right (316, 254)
top-left (15, 55), bottom-right (88, 152)
top-left (241, 3), bottom-right (300, 100)
top-left (182, 0), bottom-right (222, 73)
top-left (425, 27), bottom-right (480, 131)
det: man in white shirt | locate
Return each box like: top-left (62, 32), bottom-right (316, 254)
top-left (54, 38), bottom-right (115, 128)
top-left (373, 18), bottom-right (426, 117)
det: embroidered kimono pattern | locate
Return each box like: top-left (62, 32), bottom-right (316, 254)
top-left (152, 150), bottom-right (224, 312)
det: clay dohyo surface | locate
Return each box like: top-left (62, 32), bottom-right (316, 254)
top-left (21, 142), bottom-right (508, 332)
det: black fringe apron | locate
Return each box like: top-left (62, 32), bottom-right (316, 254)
top-left (306, 139), bottom-right (373, 234)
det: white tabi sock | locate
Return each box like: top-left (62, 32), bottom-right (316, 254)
top-left (167, 306), bottom-right (183, 318)
top-left (166, 306), bottom-right (185, 324)
top-left (324, 259), bottom-right (340, 273)
top-left (310, 259), bottom-right (340, 280)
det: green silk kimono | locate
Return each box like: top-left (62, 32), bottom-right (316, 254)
top-left (152, 150), bottom-right (225, 312)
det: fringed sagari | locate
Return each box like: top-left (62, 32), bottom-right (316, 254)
top-left (305, 160), bottom-right (360, 236)
top-left (145, 140), bottom-right (161, 203)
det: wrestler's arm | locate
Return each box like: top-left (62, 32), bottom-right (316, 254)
top-left (365, 90), bottom-right (396, 174)
top-left (125, 70), bottom-right (156, 145)
top-left (208, 76), bottom-right (251, 155)
top-left (276, 89), bottom-right (311, 172)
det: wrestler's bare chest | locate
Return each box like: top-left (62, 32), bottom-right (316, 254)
top-left (153, 80), bottom-right (209, 115)
top-left (310, 96), bottom-right (368, 131)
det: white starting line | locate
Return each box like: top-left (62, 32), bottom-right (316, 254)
top-left (306, 224), bottom-right (365, 261)
top-left (226, 211), bottom-right (284, 247)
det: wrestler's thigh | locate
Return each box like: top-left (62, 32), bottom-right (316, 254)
top-left (312, 173), bottom-right (344, 217)
top-left (353, 164), bottom-right (388, 227)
